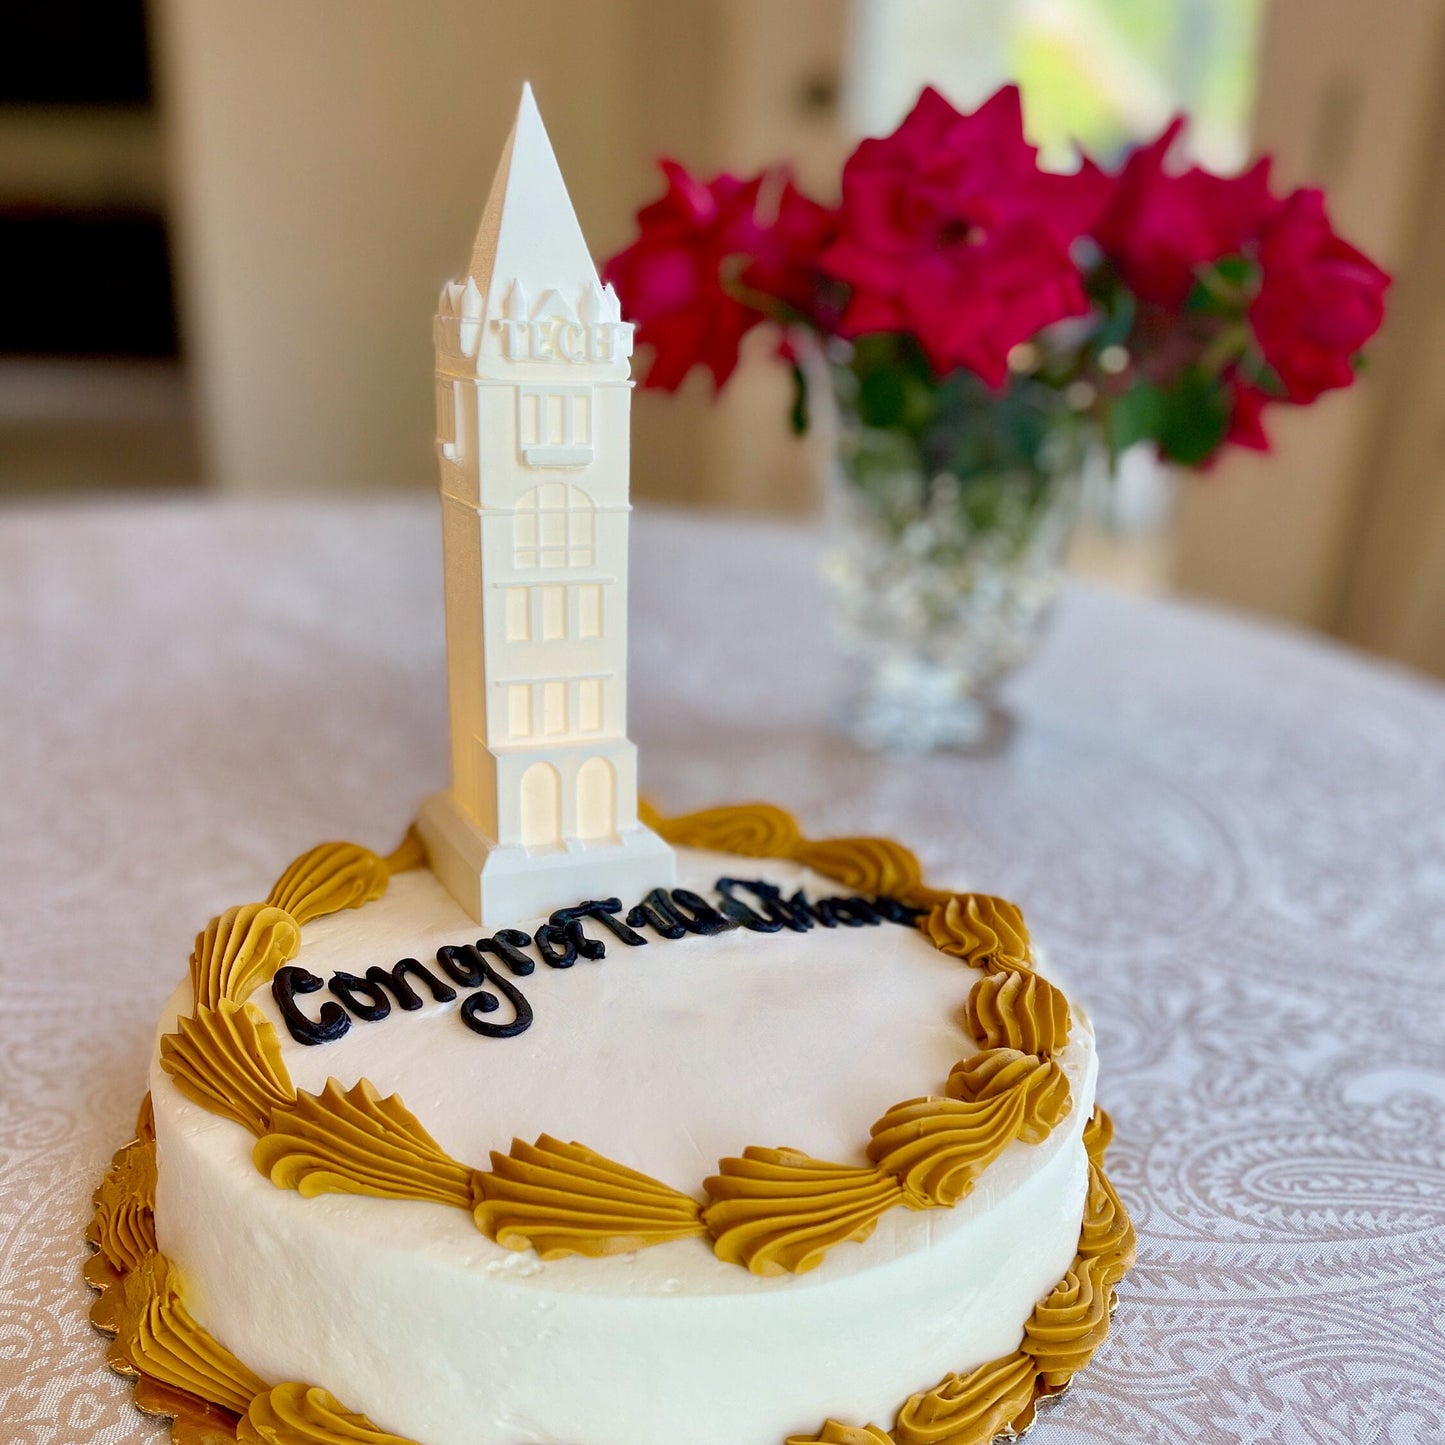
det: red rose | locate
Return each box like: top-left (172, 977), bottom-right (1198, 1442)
top-left (604, 161), bottom-right (769, 391)
top-left (1224, 376), bottom-right (1273, 453)
top-left (742, 176), bottom-right (839, 324)
top-left (1092, 117), bottom-right (1276, 309)
top-left (820, 85), bottom-right (1106, 385)
top-left (907, 221), bottom-right (1089, 387)
top-left (1249, 188), bottom-right (1390, 403)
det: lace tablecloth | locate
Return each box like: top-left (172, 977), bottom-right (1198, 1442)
top-left (3, 498), bottom-right (1443, 1444)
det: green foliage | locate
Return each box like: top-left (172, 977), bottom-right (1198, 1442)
top-left (1154, 367), bottom-right (1230, 465)
top-left (788, 364), bottom-right (809, 436)
top-left (1107, 380), bottom-right (1165, 456)
top-left (833, 333), bottom-right (1089, 537)
top-left (1186, 254), bottom-right (1259, 315)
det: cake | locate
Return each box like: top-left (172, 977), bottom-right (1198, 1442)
top-left (87, 87), bottom-right (1134, 1445)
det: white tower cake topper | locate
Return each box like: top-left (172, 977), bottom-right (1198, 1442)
top-left (418, 83), bottom-right (675, 926)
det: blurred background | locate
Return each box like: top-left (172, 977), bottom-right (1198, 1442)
top-left (2, 0), bottom-right (1442, 677)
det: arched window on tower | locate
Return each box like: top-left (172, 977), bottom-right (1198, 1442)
top-left (512, 484), bottom-right (595, 570)
top-left (575, 756), bottom-right (616, 841)
top-left (519, 760), bottom-right (562, 848)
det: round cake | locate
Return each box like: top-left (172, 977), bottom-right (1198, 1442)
top-left (88, 801), bottom-right (1134, 1445)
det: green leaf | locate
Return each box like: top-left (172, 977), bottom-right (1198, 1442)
top-left (787, 364), bottom-right (809, 436)
top-left (1157, 367), bottom-right (1230, 466)
top-left (1186, 254), bottom-right (1258, 316)
top-left (857, 365), bottom-right (908, 428)
top-left (1108, 381), bottom-right (1166, 455)
top-left (1236, 352), bottom-right (1288, 398)
top-left (1094, 284), bottom-right (1137, 350)
top-left (1212, 255), bottom-right (1256, 290)
top-left (850, 333), bottom-right (901, 374)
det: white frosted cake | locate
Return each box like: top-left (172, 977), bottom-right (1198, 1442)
top-left (87, 86), bottom-right (1132, 1445)
top-left (89, 804), bottom-right (1133, 1445)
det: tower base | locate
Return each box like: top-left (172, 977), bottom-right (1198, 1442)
top-left (416, 791), bottom-right (677, 929)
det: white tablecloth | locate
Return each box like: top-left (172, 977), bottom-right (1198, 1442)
top-left (3, 498), bottom-right (1444, 1443)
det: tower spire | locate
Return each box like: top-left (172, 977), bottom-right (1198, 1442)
top-left (467, 83), bottom-right (600, 307)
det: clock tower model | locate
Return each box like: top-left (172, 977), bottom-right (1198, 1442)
top-left (418, 84), bottom-right (675, 927)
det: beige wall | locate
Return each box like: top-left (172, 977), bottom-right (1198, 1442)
top-left (154, 0), bottom-right (846, 505)
top-left (157, 0), bottom-right (629, 493)
top-left (1174, 0), bottom-right (1445, 675)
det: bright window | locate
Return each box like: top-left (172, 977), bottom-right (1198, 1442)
top-left (849, 0), bottom-right (1263, 171)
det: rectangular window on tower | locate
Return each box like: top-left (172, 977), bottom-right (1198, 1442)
top-left (518, 389), bottom-right (540, 454)
top-left (540, 585), bottom-right (566, 640)
top-left (542, 681), bottom-right (567, 735)
top-left (517, 385), bottom-right (594, 467)
top-left (576, 583), bottom-right (602, 639)
top-left (577, 678), bottom-right (603, 734)
top-left (507, 684), bottom-right (532, 740)
top-left (505, 587), bottom-right (530, 642)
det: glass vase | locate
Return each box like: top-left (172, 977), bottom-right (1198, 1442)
top-left (811, 350), bottom-right (1088, 754)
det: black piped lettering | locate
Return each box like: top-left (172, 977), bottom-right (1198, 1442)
top-left (436, 942), bottom-right (487, 987)
top-left (828, 896), bottom-right (881, 927)
top-left (488, 929), bottom-right (537, 976)
top-left (533, 922), bottom-right (577, 967)
top-left (365, 958), bottom-right (457, 1011)
top-left (286, 874), bottom-right (919, 1050)
top-left (799, 890), bottom-right (837, 927)
top-left (328, 970), bottom-right (392, 1021)
top-left (272, 966), bottom-right (351, 1045)
top-left (872, 895), bottom-right (924, 925)
top-left (551, 898), bottom-right (647, 949)
top-left (626, 889), bottom-right (688, 939)
top-left (714, 878), bottom-right (789, 933)
top-left (668, 889), bottom-right (734, 935)
top-left (459, 963), bottom-right (533, 1038)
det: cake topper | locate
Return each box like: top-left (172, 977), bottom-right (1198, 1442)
top-left (417, 83), bottom-right (675, 926)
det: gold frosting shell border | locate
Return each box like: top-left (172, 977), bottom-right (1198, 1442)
top-left (88, 1094), bottom-right (1134, 1445)
top-left (152, 802), bottom-right (1090, 1280)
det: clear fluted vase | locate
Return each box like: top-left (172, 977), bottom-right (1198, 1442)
top-left (811, 348), bottom-right (1088, 754)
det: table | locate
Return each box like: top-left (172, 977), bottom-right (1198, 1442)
top-left (3, 498), bottom-right (1443, 1443)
